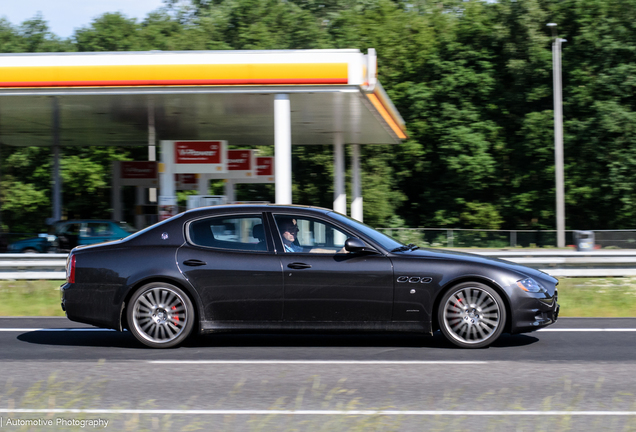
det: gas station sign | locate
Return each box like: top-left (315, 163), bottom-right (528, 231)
top-left (228, 150), bottom-right (252, 171)
top-left (117, 161), bottom-right (158, 187)
top-left (225, 149), bottom-right (256, 179)
top-left (175, 141), bottom-right (223, 164)
top-left (168, 140), bottom-right (228, 174)
top-left (256, 157), bottom-right (274, 177)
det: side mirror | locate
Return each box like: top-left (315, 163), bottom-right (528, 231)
top-left (344, 237), bottom-right (368, 252)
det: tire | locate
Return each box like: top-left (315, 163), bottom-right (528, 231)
top-left (22, 248), bottom-right (38, 254)
top-left (127, 282), bottom-right (195, 348)
top-left (438, 282), bottom-right (506, 349)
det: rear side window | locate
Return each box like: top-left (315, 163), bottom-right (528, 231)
top-left (188, 215), bottom-right (267, 252)
top-left (59, 223), bottom-right (81, 236)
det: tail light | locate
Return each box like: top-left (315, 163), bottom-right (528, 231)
top-left (67, 254), bottom-right (76, 283)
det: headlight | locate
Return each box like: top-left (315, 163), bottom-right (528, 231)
top-left (516, 277), bottom-right (547, 293)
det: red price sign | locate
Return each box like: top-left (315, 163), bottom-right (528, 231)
top-left (121, 161), bottom-right (157, 179)
top-left (175, 141), bottom-right (222, 164)
top-left (256, 157), bottom-right (273, 176)
top-left (228, 150), bottom-right (252, 171)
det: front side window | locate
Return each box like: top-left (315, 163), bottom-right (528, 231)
top-left (188, 214), bottom-right (266, 251)
top-left (274, 215), bottom-right (349, 254)
top-left (85, 223), bottom-right (112, 237)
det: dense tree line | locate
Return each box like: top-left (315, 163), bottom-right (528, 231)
top-left (1, 0), bottom-right (635, 234)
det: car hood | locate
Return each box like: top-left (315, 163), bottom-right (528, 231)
top-left (394, 248), bottom-right (558, 285)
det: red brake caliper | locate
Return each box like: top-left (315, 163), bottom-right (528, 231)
top-left (171, 305), bottom-right (179, 323)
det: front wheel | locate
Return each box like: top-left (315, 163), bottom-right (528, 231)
top-left (438, 282), bottom-right (506, 349)
top-left (127, 282), bottom-right (195, 348)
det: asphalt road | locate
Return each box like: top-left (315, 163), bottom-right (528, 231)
top-left (0, 317), bottom-right (635, 431)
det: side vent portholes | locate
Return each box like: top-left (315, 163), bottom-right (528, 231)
top-left (397, 276), bottom-right (433, 284)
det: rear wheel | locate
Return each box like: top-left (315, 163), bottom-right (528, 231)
top-left (127, 282), bottom-right (194, 348)
top-left (22, 248), bottom-right (38, 254)
top-left (438, 282), bottom-right (506, 349)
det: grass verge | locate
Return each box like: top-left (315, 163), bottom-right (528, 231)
top-left (0, 280), bottom-right (65, 316)
top-left (0, 278), bottom-right (635, 317)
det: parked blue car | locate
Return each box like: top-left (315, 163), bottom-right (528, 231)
top-left (8, 220), bottom-right (136, 253)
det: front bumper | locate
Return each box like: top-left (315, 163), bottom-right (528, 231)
top-left (511, 292), bottom-right (560, 334)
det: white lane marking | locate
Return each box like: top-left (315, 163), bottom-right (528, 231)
top-left (1, 409), bottom-right (636, 416)
top-left (149, 360), bottom-right (487, 365)
top-left (0, 328), bottom-right (114, 332)
top-left (538, 328), bottom-right (636, 332)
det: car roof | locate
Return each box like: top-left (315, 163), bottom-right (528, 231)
top-left (183, 203), bottom-right (334, 217)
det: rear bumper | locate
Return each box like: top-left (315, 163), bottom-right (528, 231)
top-left (60, 282), bottom-right (121, 330)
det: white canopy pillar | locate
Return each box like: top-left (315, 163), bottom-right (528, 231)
top-left (351, 144), bottom-right (362, 222)
top-left (197, 174), bottom-right (209, 195)
top-left (148, 98), bottom-right (157, 203)
top-left (224, 179), bottom-right (236, 203)
top-left (333, 132), bottom-right (346, 215)
top-left (159, 140), bottom-right (175, 198)
top-left (274, 94), bottom-right (292, 205)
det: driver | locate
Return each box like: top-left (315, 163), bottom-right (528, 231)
top-left (278, 218), bottom-right (303, 252)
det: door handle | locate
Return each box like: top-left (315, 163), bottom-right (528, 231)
top-left (288, 262), bottom-right (311, 269)
top-left (183, 259), bottom-right (207, 267)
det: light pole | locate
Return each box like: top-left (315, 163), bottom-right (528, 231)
top-left (547, 23), bottom-right (566, 248)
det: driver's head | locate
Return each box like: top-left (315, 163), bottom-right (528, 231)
top-left (279, 218), bottom-right (298, 243)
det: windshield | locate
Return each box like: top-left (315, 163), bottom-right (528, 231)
top-left (328, 212), bottom-right (404, 252)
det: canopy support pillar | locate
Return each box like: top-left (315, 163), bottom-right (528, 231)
top-left (333, 132), bottom-right (346, 215)
top-left (159, 140), bottom-right (175, 198)
top-left (111, 162), bottom-right (122, 221)
top-left (51, 97), bottom-right (62, 223)
top-left (148, 98), bottom-right (157, 203)
top-left (135, 186), bottom-right (145, 229)
top-left (197, 174), bottom-right (209, 195)
top-left (274, 94), bottom-right (292, 205)
top-left (224, 179), bottom-right (236, 203)
top-left (351, 144), bottom-right (362, 221)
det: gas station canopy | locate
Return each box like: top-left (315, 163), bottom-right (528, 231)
top-left (0, 49), bottom-right (406, 147)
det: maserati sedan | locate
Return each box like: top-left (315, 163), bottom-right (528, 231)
top-left (60, 204), bottom-right (559, 349)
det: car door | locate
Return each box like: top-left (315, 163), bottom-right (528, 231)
top-left (177, 213), bottom-right (284, 322)
top-left (271, 213), bottom-right (394, 322)
top-left (56, 222), bottom-right (81, 252)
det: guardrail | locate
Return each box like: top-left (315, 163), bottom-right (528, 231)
top-left (0, 254), bottom-right (67, 280)
top-left (2, 251), bottom-right (636, 280)
top-left (471, 250), bottom-right (636, 277)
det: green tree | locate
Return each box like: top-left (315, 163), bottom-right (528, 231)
top-left (74, 13), bottom-right (144, 51)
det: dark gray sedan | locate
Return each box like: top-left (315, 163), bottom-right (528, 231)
top-left (61, 204), bottom-right (559, 349)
